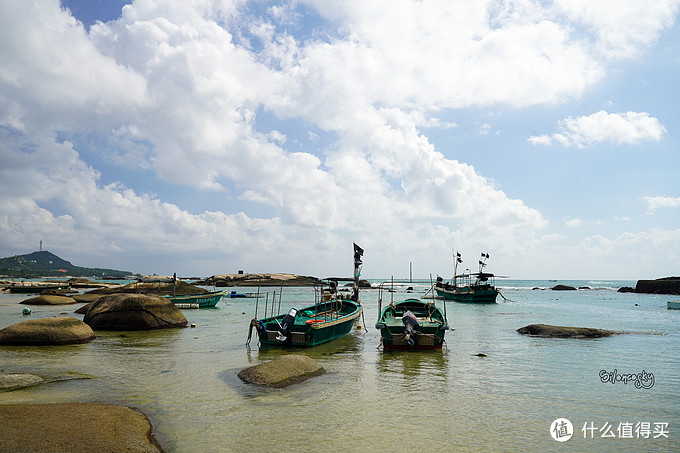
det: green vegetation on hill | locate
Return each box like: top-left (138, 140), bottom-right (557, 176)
top-left (0, 251), bottom-right (135, 278)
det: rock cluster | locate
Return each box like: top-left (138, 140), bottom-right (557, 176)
top-left (201, 273), bottom-right (322, 287)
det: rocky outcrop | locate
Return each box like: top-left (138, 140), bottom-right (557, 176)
top-left (635, 277), bottom-right (680, 295)
top-left (201, 273), bottom-right (322, 287)
top-left (86, 279), bottom-right (207, 296)
top-left (517, 323), bottom-right (617, 338)
top-left (0, 317), bottom-right (95, 345)
top-left (237, 354), bottom-right (325, 388)
top-left (551, 284), bottom-right (577, 291)
top-left (83, 293), bottom-right (188, 330)
top-left (0, 403), bottom-right (162, 452)
top-left (20, 295), bottom-right (76, 305)
top-left (618, 286), bottom-right (636, 293)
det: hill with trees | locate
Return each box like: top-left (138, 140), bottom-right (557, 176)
top-left (0, 251), bottom-right (135, 278)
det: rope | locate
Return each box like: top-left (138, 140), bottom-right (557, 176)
top-left (498, 290), bottom-right (517, 303)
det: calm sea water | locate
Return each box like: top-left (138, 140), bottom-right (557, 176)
top-left (1, 279), bottom-right (678, 452)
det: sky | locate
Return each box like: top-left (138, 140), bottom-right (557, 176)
top-left (0, 0), bottom-right (679, 280)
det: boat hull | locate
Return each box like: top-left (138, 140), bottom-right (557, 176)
top-left (164, 290), bottom-right (226, 308)
top-left (376, 299), bottom-right (448, 350)
top-left (668, 301), bottom-right (680, 310)
top-left (8, 284), bottom-right (67, 294)
top-left (435, 286), bottom-right (498, 303)
top-left (255, 300), bottom-right (362, 347)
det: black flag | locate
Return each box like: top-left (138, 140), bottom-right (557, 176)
top-left (353, 243), bottom-right (364, 265)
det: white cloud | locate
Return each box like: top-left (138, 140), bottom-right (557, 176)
top-left (564, 217), bottom-right (584, 228)
top-left (553, 0), bottom-right (680, 58)
top-left (643, 196), bottom-right (680, 214)
top-left (528, 110), bottom-right (666, 147)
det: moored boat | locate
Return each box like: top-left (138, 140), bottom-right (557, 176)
top-left (375, 280), bottom-right (450, 349)
top-left (435, 251), bottom-right (499, 303)
top-left (163, 290), bottom-right (226, 308)
top-left (7, 283), bottom-right (68, 294)
top-left (247, 244), bottom-right (364, 347)
top-left (668, 301), bottom-right (680, 310)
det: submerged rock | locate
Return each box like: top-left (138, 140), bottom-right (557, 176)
top-left (618, 286), bottom-right (636, 293)
top-left (551, 285), bottom-right (577, 291)
top-left (84, 293), bottom-right (187, 330)
top-left (0, 402), bottom-right (162, 452)
top-left (0, 317), bottom-right (95, 345)
top-left (237, 354), bottom-right (325, 388)
top-left (20, 295), bottom-right (76, 305)
top-left (517, 323), bottom-right (617, 338)
top-left (0, 373), bottom-right (44, 391)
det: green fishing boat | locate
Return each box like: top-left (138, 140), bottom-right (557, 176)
top-left (375, 281), bottom-right (450, 349)
top-left (435, 251), bottom-right (499, 303)
top-left (163, 290), bottom-right (226, 308)
top-left (247, 244), bottom-right (364, 347)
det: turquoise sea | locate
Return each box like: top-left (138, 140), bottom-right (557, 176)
top-left (1, 279), bottom-right (679, 452)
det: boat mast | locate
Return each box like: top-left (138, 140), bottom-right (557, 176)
top-left (452, 249), bottom-right (462, 282)
top-left (479, 252), bottom-right (489, 273)
top-left (353, 243), bottom-right (363, 300)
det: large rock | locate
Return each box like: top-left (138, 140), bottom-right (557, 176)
top-left (238, 354), bottom-right (325, 388)
top-left (0, 402), bottom-right (162, 452)
top-left (20, 295), bottom-right (76, 305)
top-left (517, 323), bottom-right (617, 338)
top-left (0, 317), bottom-right (95, 345)
top-left (84, 293), bottom-right (188, 330)
top-left (635, 277), bottom-right (680, 295)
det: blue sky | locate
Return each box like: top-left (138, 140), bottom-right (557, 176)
top-left (0, 0), bottom-right (679, 279)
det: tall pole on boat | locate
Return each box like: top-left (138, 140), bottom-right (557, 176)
top-left (409, 262), bottom-right (412, 283)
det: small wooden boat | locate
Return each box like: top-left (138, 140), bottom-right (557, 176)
top-left (435, 251), bottom-right (499, 303)
top-left (375, 280), bottom-right (450, 349)
top-left (247, 244), bottom-right (364, 347)
top-left (668, 301), bottom-right (680, 310)
top-left (163, 290), bottom-right (226, 308)
top-left (228, 291), bottom-right (247, 298)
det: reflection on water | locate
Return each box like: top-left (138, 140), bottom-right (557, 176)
top-left (1, 282), bottom-right (679, 452)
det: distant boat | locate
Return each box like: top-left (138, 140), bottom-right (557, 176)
top-left (7, 283), bottom-right (67, 294)
top-left (375, 280), bottom-right (450, 349)
top-left (247, 244), bottom-right (364, 347)
top-left (434, 251), bottom-right (499, 303)
top-left (668, 301), bottom-right (680, 310)
top-left (163, 290), bottom-right (226, 308)
top-left (228, 291), bottom-right (247, 298)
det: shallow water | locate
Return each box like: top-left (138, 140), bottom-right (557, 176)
top-left (1, 280), bottom-right (678, 452)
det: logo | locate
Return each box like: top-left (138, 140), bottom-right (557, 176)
top-left (551, 418), bottom-right (573, 442)
top-left (599, 369), bottom-right (654, 389)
